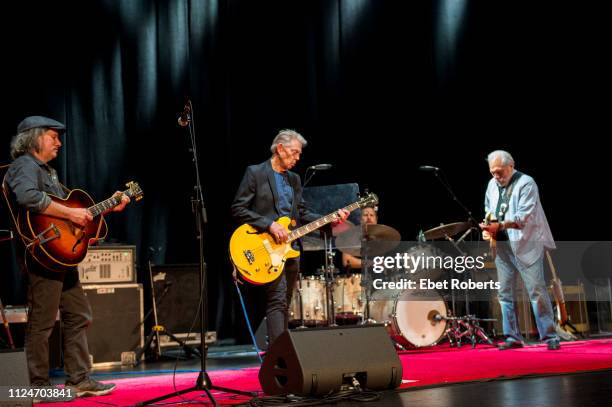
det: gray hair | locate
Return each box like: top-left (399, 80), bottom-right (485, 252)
top-left (270, 129), bottom-right (307, 155)
top-left (487, 150), bottom-right (514, 166)
top-left (10, 128), bottom-right (45, 159)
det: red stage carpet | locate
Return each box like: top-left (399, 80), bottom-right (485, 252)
top-left (53, 339), bottom-right (612, 406)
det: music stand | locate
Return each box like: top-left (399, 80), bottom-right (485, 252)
top-left (303, 183), bottom-right (361, 326)
top-left (136, 101), bottom-right (253, 407)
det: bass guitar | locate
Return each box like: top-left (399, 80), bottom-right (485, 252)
top-left (546, 250), bottom-right (580, 337)
top-left (229, 192), bottom-right (378, 285)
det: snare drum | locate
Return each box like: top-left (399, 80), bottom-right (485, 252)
top-left (369, 289), bottom-right (448, 348)
top-left (289, 276), bottom-right (327, 326)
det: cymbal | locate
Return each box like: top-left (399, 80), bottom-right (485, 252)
top-left (335, 224), bottom-right (401, 257)
top-left (302, 220), bottom-right (354, 251)
top-left (423, 221), bottom-right (472, 240)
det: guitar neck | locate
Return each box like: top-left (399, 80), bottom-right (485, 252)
top-left (545, 251), bottom-right (560, 281)
top-left (287, 201), bottom-right (361, 242)
top-left (88, 189), bottom-right (131, 217)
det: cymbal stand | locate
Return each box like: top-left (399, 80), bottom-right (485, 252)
top-left (443, 227), bottom-right (476, 316)
top-left (323, 231), bottom-right (337, 327)
top-left (295, 271), bottom-right (307, 329)
top-left (361, 223), bottom-right (376, 324)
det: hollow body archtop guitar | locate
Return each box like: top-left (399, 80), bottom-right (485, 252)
top-left (20, 181), bottom-right (143, 273)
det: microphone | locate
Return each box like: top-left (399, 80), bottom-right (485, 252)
top-left (419, 165), bottom-right (440, 172)
top-left (177, 101), bottom-right (191, 127)
top-left (308, 164), bottom-right (332, 170)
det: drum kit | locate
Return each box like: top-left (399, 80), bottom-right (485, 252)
top-left (291, 220), bottom-right (496, 349)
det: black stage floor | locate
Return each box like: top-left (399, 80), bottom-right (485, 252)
top-left (47, 344), bottom-right (611, 407)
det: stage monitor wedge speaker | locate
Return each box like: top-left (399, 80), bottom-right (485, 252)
top-left (259, 324), bottom-right (402, 396)
top-left (0, 349), bottom-right (33, 407)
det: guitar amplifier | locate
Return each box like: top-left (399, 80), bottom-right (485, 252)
top-left (83, 283), bottom-right (144, 367)
top-left (78, 245), bottom-right (136, 284)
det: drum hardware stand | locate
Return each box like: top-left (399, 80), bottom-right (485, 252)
top-left (322, 231), bottom-right (338, 327)
top-left (360, 223), bottom-right (378, 325)
top-left (391, 335), bottom-right (406, 351)
top-left (423, 166), bottom-right (479, 318)
top-left (443, 226), bottom-right (477, 316)
top-left (295, 271), bottom-right (308, 329)
top-left (441, 314), bottom-right (496, 348)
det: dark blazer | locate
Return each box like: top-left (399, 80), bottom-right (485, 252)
top-left (231, 160), bottom-right (321, 232)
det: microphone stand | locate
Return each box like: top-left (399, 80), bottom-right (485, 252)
top-left (302, 166), bottom-right (338, 327)
top-left (303, 167), bottom-right (317, 188)
top-left (425, 167), bottom-right (479, 318)
top-left (429, 168), bottom-right (480, 226)
top-left (303, 165), bottom-right (331, 188)
top-left (136, 101), bottom-right (253, 407)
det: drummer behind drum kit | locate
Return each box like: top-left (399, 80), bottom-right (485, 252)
top-left (292, 220), bottom-right (496, 349)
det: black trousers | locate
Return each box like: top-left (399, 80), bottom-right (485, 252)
top-left (26, 263), bottom-right (92, 385)
top-left (264, 258), bottom-right (299, 346)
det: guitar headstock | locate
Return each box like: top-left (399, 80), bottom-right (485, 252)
top-left (358, 192), bottom-right (379, 208)
top-left (125, 181), bottom-right (144, 202)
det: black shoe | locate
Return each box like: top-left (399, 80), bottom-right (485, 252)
top-left (547, 339), bottom-right (561, 350)
top-left (66, 378), bottom-right (116, 397)
top-left (497, 339), bottom-right (524, 350)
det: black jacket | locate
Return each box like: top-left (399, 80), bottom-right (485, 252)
top-left (231, 160), bottom-right (321, 232)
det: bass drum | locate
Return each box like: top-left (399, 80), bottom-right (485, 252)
top-left (289, 276), bottom-right (328, 327)
top-left (369, 289), bottom-right (448, 348)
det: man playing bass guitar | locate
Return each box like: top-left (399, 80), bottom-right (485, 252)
top-left (231, 129), bottom-right (348, 347)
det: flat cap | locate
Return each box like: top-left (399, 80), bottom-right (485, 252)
top-left (17, 116), bottom-right (66, 134)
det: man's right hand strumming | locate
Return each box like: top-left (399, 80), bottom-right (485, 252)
top-left (269, 222), bottom-right (288, 244)
top-left (68, 207), bottom-right (93, 227)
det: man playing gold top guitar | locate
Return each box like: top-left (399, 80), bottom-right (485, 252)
top-left (231, 129), bottom-right (349, 346)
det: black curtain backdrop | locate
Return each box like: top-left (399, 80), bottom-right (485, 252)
top-left (1, 1), bottom-right (609, 343)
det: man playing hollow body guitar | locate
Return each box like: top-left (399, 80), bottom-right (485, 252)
top-left (231, 129), bottom-right (348, 346)
top-left (4, 116), bottom-right (129, 396)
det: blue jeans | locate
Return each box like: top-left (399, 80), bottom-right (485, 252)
top-left (496, 244), bottom-right (558, 343)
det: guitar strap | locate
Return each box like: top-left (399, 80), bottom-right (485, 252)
top-left (493, 171), bottom-right (522, 241)
top-left (495, 171), bottom-right (523, 222)
top-left (1, 172), bottom-right (34, 245)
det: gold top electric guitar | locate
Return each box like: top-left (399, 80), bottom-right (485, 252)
top-left (229, 192), bottom-right (378, 285)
